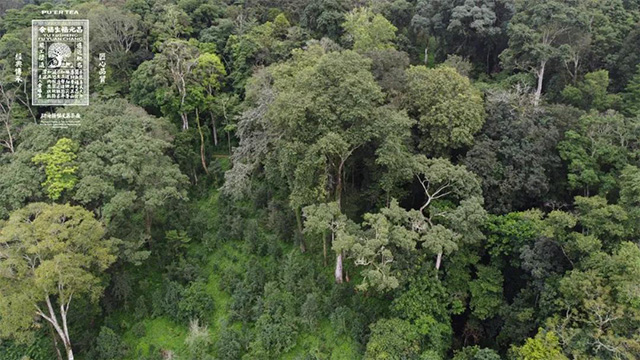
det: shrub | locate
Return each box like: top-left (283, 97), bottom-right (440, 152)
top-left (216, 322), bottom-right (249, 360)
top-left (134, 295), bottom-right (149, 321)
top-left (151, 280), bottom-right (184, 321)
top-left (94, 326), bottom-right (128, 360)
top-left (301, 293), bottom-right (321, 328)
top-left (179, 281), bottom-right (215, 323)
top-left (249, 313), bottom-right (298, 357)
top-left (132, 322), bottom-right (146, 338)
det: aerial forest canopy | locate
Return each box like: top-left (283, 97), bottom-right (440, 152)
top-left (1, 0), bottom-right (640, 359)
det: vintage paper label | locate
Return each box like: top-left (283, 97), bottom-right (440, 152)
top-left (31, 19), bottom-right (89, 106)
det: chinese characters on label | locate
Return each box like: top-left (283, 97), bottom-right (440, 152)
top-left (31, 19), bottom-right (89, 106)
top-left (40, 112), bottom-right (81, 128)
top-left (14, 53), bottom-right (23, 83)
top-left (98, 53), bottom-right (106, 83)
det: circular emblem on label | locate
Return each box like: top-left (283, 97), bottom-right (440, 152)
top-left (48, 42), bottom-right (72, 69)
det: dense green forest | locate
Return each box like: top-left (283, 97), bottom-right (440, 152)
top-left (2, 0), bottom-right (640, 359)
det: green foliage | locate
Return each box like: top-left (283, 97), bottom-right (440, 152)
top-left (129, 58), bottom-right (169, 111)
top-left (247, 312), bottom-right (299, 358)
top-left (224, 15), bottom-right (306, 92)
top-left (301, 292), bottom-right (321, 328)
top-left (413, 0), bottom-right (513, 65)
top-left (574, 195), bottom-right (630, 246)
top-left (151, 280), bottom-right (184, 322)
top-left (561, 70), bottom-right (621, 111)
top-left (453, 346), bottom-right (501, 360)
top-left (348, 200), bottom-right (418, 292)
top-left (364, 318), bottom-right (421, 360)
top-left (0, 335), bottom-right (53, 360)
top-left (342, 8), bottom-right (397, 51)
top-left (550, 242), bottom-right (640, 359)
top-left (31, 137), bottom-right (78, 200)
top-left (558, 110), bottom-right (639, 196)
top-left (410, 157), bottom-right (487, 269)
top-left (510, 329), bottom-right (567, 360)
top-left (499, 0), bottom-right (583, 103)
top-left (391, 272), bottom-right (453, 357)
top-left (486, 211), bottom-right (544, 259)
top-left (215, 322), bottom-right (247, 360)
top-left (0, 203), bottom-right (119, 343)
top-left (67, 100), bottom-right (187, 263)
top-left (623, 64), bottom-right (640, 116)
top-left (404, 66), bottom-right (486, 154)
top-left (4, 1), bottom-right (640, 359)
top-left (620, 164), bottom-right (640, 208)
top-left (301, 0), bottom-right (349, 39)
top-left (0, 156), bottom-right (43, 219)
top-left (463, 90), bottom-right (566, 213)
top-left (132, 322), bottom-right (146, 338)
top-left (469, 265), bottom-right (504, 320)
top-left (178, 281), bottom-right (215, 324)
top-left (95, 326), bottom-right (129, 360)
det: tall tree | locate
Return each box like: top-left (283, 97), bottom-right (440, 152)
top-left (341, 200), bottom-right (418, 292)
top-left (70, 100), bottom-right (188, 250)
top-left (500, 0), bottom-right (584, 106)
top-left (160, 39), bottom-right (200, 130)
top-left (224, 14), bottom-right (307, 93)
top-left (224, 45), bottom-right (412, 282)
top-left (0, 203), bottom-right (119, 360)
top-left (193, 52), bottom-right (226, 146)
top-left (410, 156), bottom-right (487, 271)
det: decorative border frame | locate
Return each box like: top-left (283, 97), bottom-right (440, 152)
top-left (31, 19), bottom-right (89, 106)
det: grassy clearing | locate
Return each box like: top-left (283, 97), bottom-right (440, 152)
top-left (117, 185), bottom-right (362, 358)
top-left (283, 320), bottom-right (360, 359)
top-left (122, 317), bottom-right (187, 359)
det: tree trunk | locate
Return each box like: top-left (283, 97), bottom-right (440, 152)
top-left (335, 251), bottom-right (343, 284)
top-left (195, 109), bottom-right (208, 174)
top-left (210, 113), bottom-right (218, 146)
top-left (534, 60), bottom-right (546, 107)
top-left (37, 296), bottom-right (74, 360)
top-left (333, 159), bottom-right (346, 283)
top-left (180, 112), bottom-right (189, 130)
top-left (48, 322), bottom-right (63, 360)
top-left (66, 347), bottom-right (74, 360)
top-left (424, 39), bottom-right (429, 66)
top-left (336, 160), bottom-right (345, 211)
top-left (3, 120), bottom-right (14, 153)
top-left (322, 231), bottom-right (327, 266)
top-left (435, 252), bottom-right (442, 270)
top-left (145, 210), bottom-right (153, 249)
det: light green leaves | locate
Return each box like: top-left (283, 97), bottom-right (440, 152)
top-left (0, 203), bottom-right (119, 340)
top-left (32, 138), bottom-right (78, 201)
top-left (342, 8), bottom-right (397, 52)
top-left (510, 329), bottom-right (568, 360)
